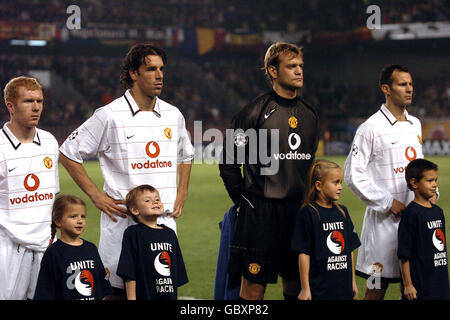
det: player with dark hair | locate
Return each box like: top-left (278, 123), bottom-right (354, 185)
top-left (0, 76), bottom-right (59, 300)
top-left (59, 43), bottom-right (194, 298)
top-left (219, 42), bottom-right (319, 300)
top-left (344, 64), bottom-right (424, 299)
top-left (398, 159), bottom-right (449, 300)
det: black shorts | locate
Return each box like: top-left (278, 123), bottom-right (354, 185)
top-left (227, 193), bottom-right (301, 286)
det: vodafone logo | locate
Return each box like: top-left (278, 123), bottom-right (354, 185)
top-left (288, 133), bottom-right (301, 150)
top-left (146, 141), bottom-right (160, 158)
top-left (405, 146), bottom-right (417, 161)
top-left (394, 146), bottom-right (418, 174)
top-left (131, 141), bottom-right (172, 170)
top-left (9, 173), bottom-right (53, 206)
top-left (24, 174), bottom-right (40, 191)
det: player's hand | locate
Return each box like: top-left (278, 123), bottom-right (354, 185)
top-left (390, 199), bottom-right (406, 216)
top-left (170, 189), bottom-right (187, 219)
top-left (90, 192), bottom-right (127, 222)
top-left (298, 289), bottom-right (311, 300)
top-left (403, 284), bottom-right (417, 300)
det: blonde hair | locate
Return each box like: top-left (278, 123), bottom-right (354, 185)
top-left (263, 42), bottom-right (303, 84)
top-left (50, 194), bottom-right (86, 244)
top-left (3, 76), bottom-right (42, 105)
top-left (303, 159), bottom-right (346, 218)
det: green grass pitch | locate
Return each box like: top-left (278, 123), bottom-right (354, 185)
top-left (58, 156), bottom-right (450, 300)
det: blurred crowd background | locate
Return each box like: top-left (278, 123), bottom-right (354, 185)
top-left (0, 0), bottom-right (449, 154)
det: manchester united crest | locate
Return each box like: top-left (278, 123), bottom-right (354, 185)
top-left (248, 263), bottom-right (261, 275)
top-left (43, 156), bottom-right (53, 169)
top-left (164, 127), bottom-right (172, 139)
top-left (288, 116), bottom-right (298, 128)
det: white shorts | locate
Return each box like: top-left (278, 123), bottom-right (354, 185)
top-left (355, 209), bottom-right (401, 282)
top-left (0, 228), bottom-right (44, 300)
top-left (98, 211), bottom-right (176, 289)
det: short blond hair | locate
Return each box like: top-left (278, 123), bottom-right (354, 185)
top-left (263, 42), bottom-right (303, 83)
top-left (3, 76), bottom-right (42, 105)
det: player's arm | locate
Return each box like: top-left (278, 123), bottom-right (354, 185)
top-left (219, 112), bottom-right (249, 207)
top-left (124, 280), bottom-right (137, 300)
top-left (400, 259), bottom-right (417, 300)
top-left (344, 124), bottom-right (400, 214)
top-left (59, 152), bottom-right (127, 222)
top-left (298, 253), bottom-right (311, 300)
top-left (351, 251), bottom-right (358, 300)
top-left (171, 161), bottom-right (192, 218)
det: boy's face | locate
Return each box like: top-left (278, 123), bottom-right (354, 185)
top-left (130, 189), bottom-right (164, 220)
top-left (412, 169), bottom-right (438, 201)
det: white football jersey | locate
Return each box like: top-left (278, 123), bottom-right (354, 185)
top-left (0, 123), bottom-right (59, 251)
top-left (59, 90), bottom-right (194, 288)
top-left (344, 104), bottom-right (423, 280)
top-left (59, 90), bottom-right (194, 220)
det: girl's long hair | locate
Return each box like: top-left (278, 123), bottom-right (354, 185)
top-left (50, 194), bottom-right (86, 245)
top-left (302, 159), bottom-right (346, 218)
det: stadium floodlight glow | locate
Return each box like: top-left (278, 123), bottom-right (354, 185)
top-left (10, 39), bottom-right (47, 46)
top-left (28, 40), bottom-right (47, 46)
top-left (10, 39), bottom-right (27, 45)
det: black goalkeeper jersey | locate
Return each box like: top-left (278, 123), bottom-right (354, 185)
top-left (219, 90), bottom-right (319, 205)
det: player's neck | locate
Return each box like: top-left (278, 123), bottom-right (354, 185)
top-left (7, 121), bottom-right (36, 143)
top-left (139, 217), bottom-right (163, 229)
top-left (59, 233), bottom-right (83, 246)
top-left (129, 88), bottom-right (157, 112)
top-left (273, 84), bottom-right (297, 99)
top-left (385, 101), bottom-right (407, 121)
top-left (413, 195), bottom-right (432, 208)
top-left (315, 198), bottom-right (333, 208)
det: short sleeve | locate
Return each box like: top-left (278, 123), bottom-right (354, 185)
top-left (343, 206), bottom-right (361, 252)
top-left (117, 228), bottom-right (137, 281)
top-left (397, 210), bottom-right (414, 260)
top-left (291, 207), bottom-right (313, 255)
top-left (173, 235), bottom-right (188, 287)
top-left (59, 107), bottom-right (110, 163)
top-left (177, 112), bottom-right (194, 163)
top-left (33, 249), bottom-right (57, 300)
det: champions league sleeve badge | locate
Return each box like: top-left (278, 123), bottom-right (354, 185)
top-left (234, 132), bottom-right (248, 147)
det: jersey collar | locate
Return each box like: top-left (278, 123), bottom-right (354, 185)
top-left (380, 104), bottom-right (413, 125)
top-left (2, 122), bottom-right (41, 150)
top-left (124, 90), bottom-right (161, 117)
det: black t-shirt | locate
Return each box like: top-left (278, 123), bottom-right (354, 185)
top-left (34, 239), bottom-right (112, 300)
top-left (117, 223), bottom-right (188, 300)
top-left (219, 90), bottom-right (319, 205)
top-left (291, 203), bottom-right (361, 300)
top-left (397, 201), bottom-right (450, 300)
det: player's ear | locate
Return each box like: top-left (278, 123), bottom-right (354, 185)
top-left (54, 218), bottom-right (62, 228)
top-left (314, 180), bottom-right (322, 192)
top-left (5, 101), bottom-right (15, 115)
top-left (129, 206), bottom-right (139, 217)
top-left (381, 83), bottom-right (391, 96)
top-left (409, 178), bottom-right (418, 190)
top-left (268, 65), bottom-right (278, 80)
top-left (129, 68), bottom-right (139, 81)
